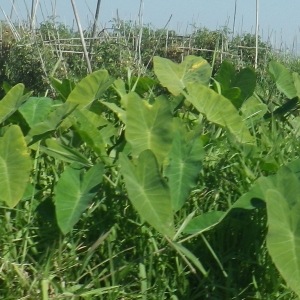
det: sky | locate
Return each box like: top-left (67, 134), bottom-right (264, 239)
top-left (1, 0), bottom-right (300, 53)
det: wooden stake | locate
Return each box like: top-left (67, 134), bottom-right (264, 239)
top-left (70, 0), bottom-right (92, 74)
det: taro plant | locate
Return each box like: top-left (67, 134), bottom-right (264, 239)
top-left (1, 54), bottom-right (300, 298)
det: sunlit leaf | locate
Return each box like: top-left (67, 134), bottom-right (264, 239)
top-left (125, 93), bottom-right (173, 165)
top-left (265, 167), bottom-right (300, 297)
top-left (120, 150), bottom-right (174, 237)
top-left (19, 97), bottom-right (53, 127)
top-left (66, 70), bottom-right (113, 108)
top-left (0, 125), bottom-right (31, 207)
top-left (165, 127), bottom-right (204, 211)
top-left (154, 55), bottom-right (211, 96)
top-left (0, 83), bottom-right (31, 123)
top-left (186, 82), bottom-right (255, 144)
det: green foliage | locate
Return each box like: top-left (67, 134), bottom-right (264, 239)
top-left (0, 125), bottom-right (31, 207)
top-left (2, 51), bottom-right (300, 299)
top-left (55, 163), bottom-right (104, 234)
top-left (120, 150), bottom-right (175, 238)
top-left (153, 55), bottom-right (211, 95)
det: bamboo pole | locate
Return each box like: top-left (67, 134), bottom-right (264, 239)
top-left (70, 0), bottom-right (92, 73)
top-left (88, 0), bottom-right (102, 57)
top-left (255, 0), bottom-right (259, 69)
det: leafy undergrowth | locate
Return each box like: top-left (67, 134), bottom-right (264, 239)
top-left (0, 56), bottom-right (300, 300)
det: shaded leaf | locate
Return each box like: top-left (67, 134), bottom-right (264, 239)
top-left (269, 61), bottom-right (297, 99)
top-left (25, 102), bottom-right (73, 145)
top-left (41, 138), bottom-right (92, 167)
top-left (50, 77), bottom-right (75, 101)
top-left (183, 211), bottom-right (226, 234)
top-left (73, 110), bottom-right (110, 166)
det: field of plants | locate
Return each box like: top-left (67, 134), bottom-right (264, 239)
top-left (2, 16), bottom-right (300, 300)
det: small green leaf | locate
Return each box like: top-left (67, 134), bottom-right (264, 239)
top-left (50, 77), bottom-right (75, 101)
top-left (120, 150), bottom-right (175, 237)
top-left (0, 125), bottom-right (31, 207)
top-left (73, 110), bottom-right (110, 166)
top-left (183, 211), bottom-right (226, 234)
top-left (241, 96), bottom-right (268, 125)
top-left (0, 83), bottom-right (31, 123)
top-left (55, 163), bottom-right (104, 234)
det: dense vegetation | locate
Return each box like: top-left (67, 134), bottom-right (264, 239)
top-left (1, 19), bottom-right (300, 299)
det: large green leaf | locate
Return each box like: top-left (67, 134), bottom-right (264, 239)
top-left (55, 163), bottom-right (104, 234)
top-left (19, 97), bottom-right (53, 127)
top-left (125, 93), bottom-right (173, 165)
top-left (265, 167), bottom-right (300, 297)
top-left (0, 125), bottom-right (31, 207)
top-left (119, 150), bottom-right (174, 237)
top-left (269, 61), bottom-right (297, 99)
top-left (0, 83), bottom-right (31, 123)
top-left (153, 55), bottom-right (211, 96)
top-left (186, 82), bottom-right (255, 144)
top-left (50, 77), bottom-right (75, 101)
top-left (165, 128), bottom-right (204, 211)
top-left (66, 70), bottom-right (113, 108)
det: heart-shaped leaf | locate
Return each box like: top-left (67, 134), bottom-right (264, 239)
top-left (165, 128), bottom-right (204, 211)
top-left (19, 97), bottom-right (53, 127)
top-left (120, 150), bottom-right (174, 237)
top-left (125, 93), bottom-right (173, 165)
top-left (154, 55), bottom-right (211, 96)
top-left (55, 163), bottom-right (104, 234)
top-left (0, 125), bottom-right (31, 207)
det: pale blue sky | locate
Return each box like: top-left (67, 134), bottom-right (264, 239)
top-left (1, 1), bottom-right (299, 52)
